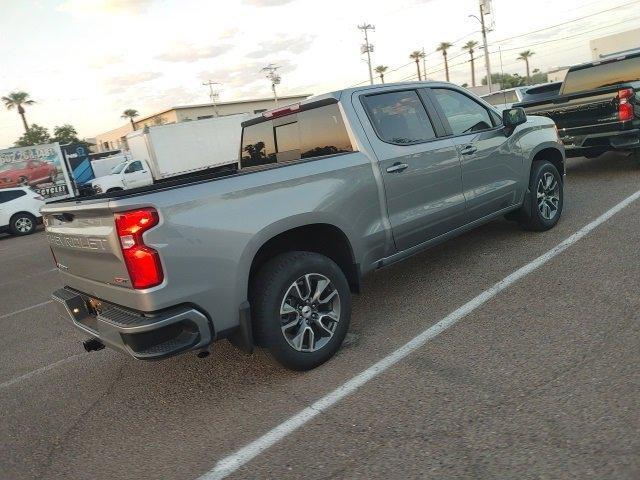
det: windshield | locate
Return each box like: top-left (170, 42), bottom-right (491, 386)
top-left (110, 162), bottom-right (127, 174)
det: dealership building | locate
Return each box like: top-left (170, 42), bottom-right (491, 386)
top-left (93, 94), bottom-right (311, 153)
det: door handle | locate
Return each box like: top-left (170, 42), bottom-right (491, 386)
top-left (460, 145), bottom-right (477, 155)
top-left (386, 162), bottom-right (409, 173)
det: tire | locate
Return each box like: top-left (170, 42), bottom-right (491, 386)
top-left (516, 160), bottom-right (563, 232)
top-left (250, 251), bottom-right (352, 371)
top-left (9, 212), bottom-right (37, 236)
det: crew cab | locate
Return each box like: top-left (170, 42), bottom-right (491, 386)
top-left (515, 52), bottom-right (640, 158)
top-left (44, 82), bottom-right (565, 371)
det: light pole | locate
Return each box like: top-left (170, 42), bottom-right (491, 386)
top-left (202, 80), bottom-right (220, 116)
top-left (262, 64), bottom-right (281, 107)
top-left (358, 22), bottom-right (375, 85)
top-left (470, 0), bottom-right (493, 92)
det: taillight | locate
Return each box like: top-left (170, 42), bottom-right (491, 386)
top-left (114, 208), bottom-right (163, 289)
top-left (618, 88), bottom-right (634, 121)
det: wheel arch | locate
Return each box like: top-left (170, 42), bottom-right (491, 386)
top-left (246, 222), bottom-right (361, 299)
top-left (529, 143), bottom-right (565, 178)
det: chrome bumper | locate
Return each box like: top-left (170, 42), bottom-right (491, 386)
top-left (52, 287), bottom-right (213, 360)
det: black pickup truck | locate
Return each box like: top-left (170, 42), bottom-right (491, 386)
top-left (515, 52), bottom-right (640, 159)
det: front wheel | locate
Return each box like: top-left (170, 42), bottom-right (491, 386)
top-left (251, 252), bottom-right (352, 371)
top-left (9, 212), bottom-right (37, 236)
top-left (516, 160), bottom-right (563, 231)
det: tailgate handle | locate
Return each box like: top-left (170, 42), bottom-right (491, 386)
top-left (53, 213), bottom-right (74, 223)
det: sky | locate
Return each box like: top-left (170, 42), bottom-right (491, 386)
top-left (0, 0), bottom-right (638, 148)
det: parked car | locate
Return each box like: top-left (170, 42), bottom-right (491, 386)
top-left (0, 160), bottom-right (57, 187)
top-left (482, 83), bottom-right (563, 112)
top-left (0, 187), bottom-right (45, 236)
top-left (481, 86), bottom-right (529, 111)
top-left (44, 82), bottom-right (565, 371)
top-left (515, 52), bottom-right (640, 158)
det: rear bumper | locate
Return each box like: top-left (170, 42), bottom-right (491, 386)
top-left (52, 287), bottom-right (213, 360)
top-left (561, 128), bottom-right (640, 157)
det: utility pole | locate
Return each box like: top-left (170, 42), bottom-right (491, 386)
top-left (262, 64), bottom-right (281, 107)
top-left (358, 22), bottom-right (375, 85)
top-left (202, 80), bottom-right (220, 116)
top-left (479, 0), bottom-right (493, 92)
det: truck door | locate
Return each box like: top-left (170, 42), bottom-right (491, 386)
top-left (122, 160), bottom-right (152, 189)
top-left (358, 89), bottom-right (466, 252)
top-left (427, 87), bottom-right (523, 223)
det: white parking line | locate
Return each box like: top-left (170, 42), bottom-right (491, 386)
top-left (198, 188), bottom-right (640, 480)
top-left (0, 354), bottom-right (84, 391)
top-left (0, 300), bottom-right (53, 321)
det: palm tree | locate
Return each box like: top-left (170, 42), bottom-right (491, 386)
top-left (409, 50), bottom-right (425, 81)
top-left (436, 42), bottom-right (453, 82)
top-left (374, 65), bottom-right (389, 84)
top-left (462, 40), bottom-right (479, 87)
top-left (122, 109), bottom-right (140, 130)
top-left (2, 91), bottom-right (35, 133)
top-left (517, 50), bottom-right (535, 81)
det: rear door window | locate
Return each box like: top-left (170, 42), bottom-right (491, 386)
top-left (362, 90), bottom-right (436, 145)
top-left (432, 88), bottom-right (496, 135)
top-left (240, 103), bottom-right (353, 168)
top-left (562, 55), bottom-right (640, 95)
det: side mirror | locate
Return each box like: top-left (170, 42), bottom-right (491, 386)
top-left (502, 107), bottom-right (527, 130)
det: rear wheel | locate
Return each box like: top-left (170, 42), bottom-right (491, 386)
top-left (251, 251), bottom-right (352, 371)
top-left (516, 160), bottom-right (563, 231)
top-left (9, 212), bottom-right (36, 236)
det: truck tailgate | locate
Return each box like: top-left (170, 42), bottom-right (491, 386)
top-left (43, 201), bottom-right (131, 288)
top-left (524, 89), bottom-right (619, 131)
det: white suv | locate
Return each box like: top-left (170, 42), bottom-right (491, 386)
top-left (0, 187), bottom-right (45, 236)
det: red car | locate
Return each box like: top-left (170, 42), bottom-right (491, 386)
top-left (0, 160), bottom-right (57, 187)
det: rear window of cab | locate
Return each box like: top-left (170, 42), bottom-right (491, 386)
top-left (240, 104), bottom-right (353, 169)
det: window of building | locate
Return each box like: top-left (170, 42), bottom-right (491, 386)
top-left (362, 90), bottom-right (436, 145)
top-left (240, 103), bottom-right (353, 169)
top-left (432, 88), bottom-right (495, 135)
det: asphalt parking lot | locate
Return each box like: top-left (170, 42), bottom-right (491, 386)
top-left (1, 153), bottom-right (639, 480)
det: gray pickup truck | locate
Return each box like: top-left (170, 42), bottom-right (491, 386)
top-left (44, 82), bottom-right (565, 370)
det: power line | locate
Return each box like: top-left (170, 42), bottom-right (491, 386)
top-left (490, 15), bottom-right (640, 53)
top-left (493, 0), bottom-right (640, 44)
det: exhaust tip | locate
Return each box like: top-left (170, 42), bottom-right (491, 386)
top-left (83, 338), bottom-right (105, 352)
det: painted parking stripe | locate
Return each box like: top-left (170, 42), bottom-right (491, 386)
top-left (198, 188), bottom-right (640, 480)
top-left (0, 300), bottom-right (53, 321)
top-left (0, 354), bottom-right (84, 391)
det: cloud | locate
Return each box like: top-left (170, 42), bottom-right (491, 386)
top-left (199, 59), bottom-right (296, 89)
top-left (155, 43), bottom-right (233, 63)
top-left (105, 71), bottom-right (162, 93)
top-left (242, 0), bottom-right (295, 6)
top-left (246, 35), bottom-right (314, 59)
top-left (88, 54), bottom-right (123, 69)
top-left (58, 0), bottom-right (155, 15)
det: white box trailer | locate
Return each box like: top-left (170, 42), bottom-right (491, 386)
top-left (126, 113), bottom-right (248, 181)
